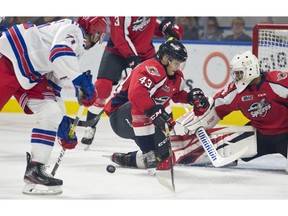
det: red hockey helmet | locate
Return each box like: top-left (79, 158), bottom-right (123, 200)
top-left (77, 16), bottom-right (107, 44)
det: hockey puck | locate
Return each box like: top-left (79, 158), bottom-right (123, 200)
top-left (106, 165), bottom-right (116, 173)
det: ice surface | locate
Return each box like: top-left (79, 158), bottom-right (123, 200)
top-left (0, 113), bottom-right (287, 215)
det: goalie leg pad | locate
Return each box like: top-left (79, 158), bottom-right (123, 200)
top-left (171, 126), bottom-right (257, 166)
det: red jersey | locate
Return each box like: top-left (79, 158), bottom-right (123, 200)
top-left (104, 58), bottom-right (189, 125)
top-left (106, 17), bottom-right (164, 60)
top-left (214, 71), bottom-right (288, 135)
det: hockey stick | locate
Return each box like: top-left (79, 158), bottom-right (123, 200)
top-left (183, 105), bottom-right (248, 167)
top-left (66, 109), bottom-right (105, 127)
top-left (51, 105), bottom-right (85, 176)
top-left (195, 127), bottom-right (248, 167)
top-left (156, 123), bottom-right (175, 192)
top-left (182, 105), bottom-right (248, 167)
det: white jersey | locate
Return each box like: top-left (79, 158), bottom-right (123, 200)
top-left (0, 19), bottom-right (86, 90)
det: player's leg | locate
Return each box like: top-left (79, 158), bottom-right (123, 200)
top-left (82, 50), bottom-right (127, 145)
top-left (0, 54), bottom-right (21, 111)
top-left (242, 131), bottom-right (288, 172)
top-left (22, 99), bottom-right (64, 195)
top-left (109, 102), bottom-right (169, 169)
top-left (105, 102), bottom-right (144, 168)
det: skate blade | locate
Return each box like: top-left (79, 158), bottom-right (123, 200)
top-left (22, 183), bottom-right (62, 195)
top-left (102, 155), bottom-right (112, 160)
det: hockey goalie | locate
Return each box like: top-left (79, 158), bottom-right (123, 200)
top-left (173, 99), bottom-right (257, 167)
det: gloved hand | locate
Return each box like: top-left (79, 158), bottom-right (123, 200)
top-left (57, 116), bottom-right (78, 150)
top-left (144, 105), bottom-right (175, 131)
top-left (159, 19), bottom-right (184, 40)
top-left (126, 56), bottom-right (141, 69)
top-left (72, 70), bottom-right (96, 107)
top-left (187, 88), bottom-right (210, 116)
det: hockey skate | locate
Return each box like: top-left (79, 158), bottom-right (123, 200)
top-left (143, 150), bottom-right (158, 176)
top-left (111, 153), bottom-right (132, 166)
top-left (22, 152), bottom-right (63, 195)
top-left (81, 126), bottom-right (96, 146)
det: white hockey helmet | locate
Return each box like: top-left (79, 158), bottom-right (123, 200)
top-left (230, 51), bottom-right (260, 93)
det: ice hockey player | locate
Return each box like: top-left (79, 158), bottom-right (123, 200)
top-left (0, 16), bottom-right (107, 194)
top-left (179, 50), bottom-right (288, 172)
top-left (81, 17), bottom-right (184, 146)
top-left (103, 38), bottom-right (209, 174)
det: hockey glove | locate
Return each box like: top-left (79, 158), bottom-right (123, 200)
top-left (187, 88), bottom-right (210, 116)
top-left (57, 116), bottom-right (78, 150)
top-left (72, 70), bottom-right (96, 107)
top-left (126, 56), bottom-right (141, 69)
top-left (159, 19), bottom-right (184, 40)
top-left (144, 105), bottom-right (175, 131)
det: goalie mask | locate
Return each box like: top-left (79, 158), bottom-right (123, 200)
top-left (77, 16), bottom-right (107, 44)
top-left (156, 38), bottom-right (188, 70)
top-left (230, 51), bottom-right (260, 93)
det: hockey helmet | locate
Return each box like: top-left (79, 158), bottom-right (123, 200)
top-left (77, 16), bottom-right (107, 44)
top-left (230, 50), bottom-right (260, 93)
top-left (156, 38), bottom-right (188, 70)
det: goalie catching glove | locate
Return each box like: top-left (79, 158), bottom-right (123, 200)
top-left (144, 105), bottom-right (175, 131)
top-left (188, 88), bottom-right (210, 116)
top-left (72, 70), bottom-right (96, 107)
top-left (57, 116), bottom-right (78, 150)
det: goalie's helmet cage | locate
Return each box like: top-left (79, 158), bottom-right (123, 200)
top-left (230, 50), bottom-right (260, 93)
top-left (157, 39), bottom-right (188, 63)
top-left (77, 16), bottom-right (107, 36)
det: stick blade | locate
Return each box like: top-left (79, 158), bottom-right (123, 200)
top-left (212, 146), bottom-right (248, 167)
top-left (156, 170), bottom-right (175, 192)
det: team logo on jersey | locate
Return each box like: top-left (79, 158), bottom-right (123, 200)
top-left (145, 66), bottom-right (160, 76)
top-left (162, 85), bottom-right (170, 92)
top-left (132, 17), bottom-right (151, 32)
top-left (277, 72), bottom-right (288, 81)
top-left (247, 98), bottom-right (271, 118)
top-left (66, 34), bottom-right (76, 45)
top-left (242, 95), bottom-right (253, 101)
top-left (153, 96), bottom-right (170, 105)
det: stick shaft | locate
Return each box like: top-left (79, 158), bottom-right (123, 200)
top-left (51, 106), bottom-right (84, 176)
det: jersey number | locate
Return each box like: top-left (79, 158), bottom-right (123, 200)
top-left (139, 76), bottom-right (152, 88)
top-left (114, 17), bottom-right (120, 26)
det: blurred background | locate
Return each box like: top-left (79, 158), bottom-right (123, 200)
top-left (1, 16), bottom-right (287, 40)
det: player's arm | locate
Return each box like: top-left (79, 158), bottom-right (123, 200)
top-left (178, 84), bottom-right (238, 133)
top-left (129, 66), bottom-right (175, 131)
top-left (50, 23), bottom-right (96, 106)
top-left (128, 69), bottom-right (156, 113)
top-left (110, 17), bottom-right (140, 68)
top-left (49, 23), bottom-right (84, 81)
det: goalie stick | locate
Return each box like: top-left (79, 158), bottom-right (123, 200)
top-left (51, 105), bottom-right (85, 176)
top-left (156, 123), bottom-right (175, 192)
top-left (182, 104), bottom-right (248, 167)
top-left (195, 127), bottom-right (248, 167)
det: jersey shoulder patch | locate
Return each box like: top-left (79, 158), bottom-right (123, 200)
top-left (145, 66), bottom-right (160, 76)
